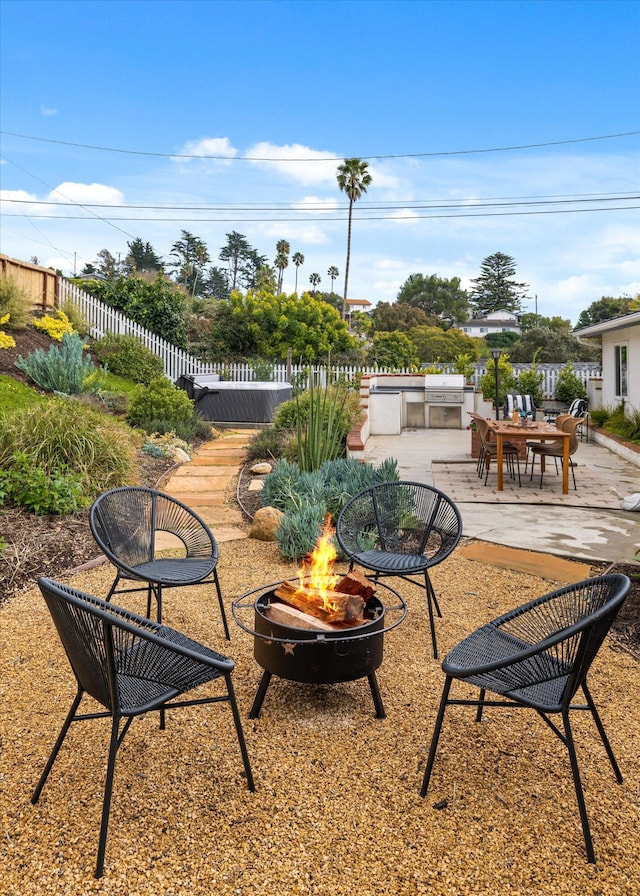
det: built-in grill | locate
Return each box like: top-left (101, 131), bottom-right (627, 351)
top-left (367, 374), bottom-right (471, 431)
top-left (232, 580), bottom-right (406, 719)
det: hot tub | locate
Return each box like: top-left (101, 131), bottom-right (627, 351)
top-left (176, 376), bottom-right (292, 424)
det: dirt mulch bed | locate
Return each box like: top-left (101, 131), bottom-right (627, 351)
top-left (1, 533), bottom-right (639, 895)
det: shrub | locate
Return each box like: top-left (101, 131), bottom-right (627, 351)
top-left (0, 398), bottom-right (138, 501)
top-left (554, 362), bottom-right (587, 404)
top-left (32, 310), bottom-right (75, 341)
top-left (0, 277), bottom-right (30, 330)
top-left (480, 356), bottom-right (517, 406)
top-left (245, 426), bottom-right (288, 461)
top-left (91, 333), bottom-right (165, 385)
top-left (15, 331), bottom-right (106, 395)
top-left (0, 313), bottom-right (16, 349)
top-left (261, 456), bottom-right (400, 560)
top-left (127, 377), bottom-right (209, 441)
top-left (515, 363), bottom-right (544, 407)
top-left (0, 451), bottom-right (84, 515)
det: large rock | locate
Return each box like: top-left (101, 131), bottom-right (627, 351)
top-left (249, 506), bottom-right (284, 541)
top-left (250, 462), bottom-right (272, 475)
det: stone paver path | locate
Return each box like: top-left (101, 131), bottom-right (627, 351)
top-left (160, 429), bottom-right (258, 542)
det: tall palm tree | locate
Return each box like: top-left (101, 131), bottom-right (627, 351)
top-left (337, 158), bottom-right (372, 319)
top-left (274, 239), bottom-right (290, 294)
top-left (292, 252), bottom-right (304, 294)
top-left (309, 272), bottom-right (321, 295)
top-left (327, 265), bottom-right (339, 294)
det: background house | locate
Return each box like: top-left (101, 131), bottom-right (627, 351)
top-left (459, 310), bottom-right (521, 338)
top-left (575, 311), bottom-right (640, 412)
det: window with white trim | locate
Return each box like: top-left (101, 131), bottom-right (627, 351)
top-left (614, 344), bottom-right (628, 398)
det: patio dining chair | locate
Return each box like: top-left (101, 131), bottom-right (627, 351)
top-left (336, 481), bottom-right (462, 659)
top-left (528, 416), bottom-right (584, 489)
top-left (475, 417), bottom-right (522, 486)
top-left (31, 577), bottom-right (255, 878)
top-left (420, 573), bottom-right (631, 864)
top-left (89, 487), bottom-right (229, 639)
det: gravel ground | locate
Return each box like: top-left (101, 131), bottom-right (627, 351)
top-left (1, 536), bottom-right (639, 896)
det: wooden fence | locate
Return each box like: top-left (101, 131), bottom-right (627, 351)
top-left (0, 254), bottom-right (57, 313)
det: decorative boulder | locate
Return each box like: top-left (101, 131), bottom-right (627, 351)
top-left (250, 462), bottom-right (272, 475)
top-left (249, 506), bottom-right (284, 541)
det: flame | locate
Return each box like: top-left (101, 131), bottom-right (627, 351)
top-left (297, 515), bottom-right (339, 606)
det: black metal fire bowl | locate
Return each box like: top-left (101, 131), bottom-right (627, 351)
top-left (232, 578), bottom-right (407, 719)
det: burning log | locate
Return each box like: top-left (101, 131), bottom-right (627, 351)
top-left (274, 575), bottom-right (373, 626)
top-left (334, 570), bottom-right (376, 600)
top-left (263, 602), bottom-right (339, 632)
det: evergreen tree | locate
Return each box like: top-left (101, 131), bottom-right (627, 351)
top-left (469, 252), bottom-right (529, 316)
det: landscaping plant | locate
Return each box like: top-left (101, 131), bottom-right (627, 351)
top-left (127, 376), bottom-right (211, 441)
top-left (15, 331), bottom-right (106, 395)
top-left (0, 397), bottom-right (138, 503)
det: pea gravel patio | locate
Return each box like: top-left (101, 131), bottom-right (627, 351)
top-left (1, 538), bottom-right (638, 896)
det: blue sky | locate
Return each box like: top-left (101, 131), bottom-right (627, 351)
top-left (1, 0), bottom-right (638, 325)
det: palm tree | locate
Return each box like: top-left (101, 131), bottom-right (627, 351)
top-left (309, 272), bottom-right (321, 295)
top-left (292, 252), bottom-right (304, 294)
top-left (337, 158), bottom-right (372, 319)
top-left (327, 265), bottom-right (339, 294)
top-left (274, 239), bottom-right (290, 294)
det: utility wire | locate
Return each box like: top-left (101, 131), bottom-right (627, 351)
top-left (2, 129), bottom-right (639, 161)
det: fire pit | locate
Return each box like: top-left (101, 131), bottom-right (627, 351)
top-left (232, 518), bottom-right (407, 718)
top-left (232, 578), bottom-right (406, 719)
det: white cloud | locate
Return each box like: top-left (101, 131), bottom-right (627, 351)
top-left (171, 136), bottom-right (238, 165)
top-left (47, 182), bottom-right (124, 205)
top-left (245, 142), bottom-right (338, 185)
top-left (40, 105), bottom-right (58, 116)
top-left (292, 195), bottom-right (339, 213)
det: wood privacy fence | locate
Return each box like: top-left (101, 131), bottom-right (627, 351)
top-left (56, 279), bottom-right (600, 398)
top-left (1, 254), bottom-right (57, 313)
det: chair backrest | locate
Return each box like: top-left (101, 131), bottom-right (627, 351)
top-left (473, 416), bottom-right (492, 449)
top-left (336, 481), bottom-right (462, 563)
top-left (90, 487), bottom-right (217, 570)
top-left (496, 574), bottom-right (630, 707)
top-left (568, 398), bottom-right (588, 417)
top-left (504, 394), bottom-right (537, 420)
top-left (558, 415), bottom-right (585, 453)
top-left (38, 577), bottom-right (143, 711)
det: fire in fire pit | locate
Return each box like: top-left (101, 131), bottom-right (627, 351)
top-left (232, 518), bottom-right (407, 719)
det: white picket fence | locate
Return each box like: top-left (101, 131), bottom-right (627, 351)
top-left (58, 279), bottom-right (600, 397)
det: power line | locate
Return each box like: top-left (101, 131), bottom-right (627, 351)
top-left (2, 129), bottom-right (639, 161)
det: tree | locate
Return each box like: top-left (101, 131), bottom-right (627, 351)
top-left (125, 238), bottom-right (163, 274)
top-left (274, 239), bottom-right (290, 294)
top-left (575, 296), bottom-right (633, 329)
top-left (469, 252), bottom-right (529, 316)
top-left (507, 328), bottom-right (600, 363)
top-left (372, 302), bottom-right (429, 333)
top-left (309, 273), bottom-right (321, 295)
top-left (408, 325), bottom-right (480, 364)
top-left (327, 265), bottom-right (339, 293)
top-left (218, 231), bottom-right (266, 293)
top-left (292, 252), bottom-right (305, 294)
top-left (169, 230), bottom-right (210, 297)
top-left (397, 273), bottom-right (469, 326)
top-left (365, 331), bottom-right (418, 370)
top-left (337, 157), bottom-right (372, 319)
top-left (94, 249), bottom-right (121, 280)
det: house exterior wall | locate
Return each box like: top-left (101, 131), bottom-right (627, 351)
top-left (600, 324), bottom-right (640, 411)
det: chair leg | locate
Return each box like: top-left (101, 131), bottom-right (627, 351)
top-left (213, 568), bottom-right (231, 641)
top-left (423, 572), bottom-right (440, 659)
top-left (225, 674), bottom-right (255, 791)
top-left (475, 687), bottom-right (487, 723)
top-left (95, 715), bottom-right (123, 878)
top-left (420, 676), bottom-right (452, 797)
top-left (582, 683), bottom-right (623, 782)
top-left (32, 689), bottom-right (84, 804)
top-left (562, 708), bottom-right (597, 863)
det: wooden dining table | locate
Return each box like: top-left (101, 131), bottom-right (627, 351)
top-left (486, 419), bottom-right (572, 493)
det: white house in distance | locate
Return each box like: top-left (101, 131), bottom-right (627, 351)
top-left (575, 311), bottom-right (640, 412)
top-left (459, 310), bottom-right (521, 338)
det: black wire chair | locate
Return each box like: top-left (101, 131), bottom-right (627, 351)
top-left (31, 577), bottom-right (255, 879)
top-left (420, 573), bottom-right (631, 864)
top-left (90, 486), bottom-right (229, 639)
top-left (336, 481), bottom-right (462, 659)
